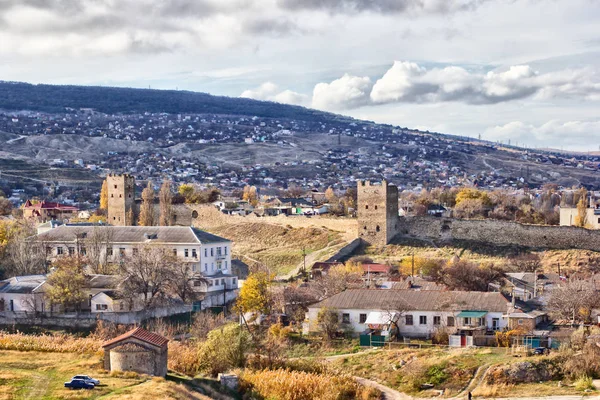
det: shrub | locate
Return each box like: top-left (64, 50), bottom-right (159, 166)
top-left (167, 340), bottom-right (202, 376)
top-left (575, 375), bottom-right (594, 391)
top-left (240, 369), bottom-right (379, 400)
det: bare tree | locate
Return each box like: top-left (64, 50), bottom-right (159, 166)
top-left (167, 262), bottom-right (206, 303)
top-left (381, 298), bottom-right (411, 340)
top-left (118, 246), bottom-right (176, 308)
top-left (5, 221), bottom-right (47, 276)
top-left (547, 279), bottom-right (599, 324)
top-left (442, 260), bottom-right (504, 292)
top-left (159, 180), bottom-right (174, 226)
top-left (85, 226), bottom-right (115, 274)
top-left (138, 181), bottom-right (155, 226)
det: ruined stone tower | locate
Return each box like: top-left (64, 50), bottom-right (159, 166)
top-left (107, 174), bottom-right (135, 226)
top-left (357, 180), bottom-right (399, 246)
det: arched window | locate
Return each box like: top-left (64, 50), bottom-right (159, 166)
top-left (364, 226), bottom-right (367, 230)
top-left (376, 225), bottom-right (380, 232)
top-left (375, 205), bottom-right (378, 210)
top-left (365, 205), bottom-right (369, 209)
top-left (192, 210), bottom-right (199, 219)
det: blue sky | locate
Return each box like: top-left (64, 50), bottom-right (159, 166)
top-left (1, 0), bottom-right (599, 150)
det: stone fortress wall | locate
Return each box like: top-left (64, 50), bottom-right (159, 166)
top-left (357, 180), bottom-right (600, 252)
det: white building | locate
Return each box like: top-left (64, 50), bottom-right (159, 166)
top-left (35, 225), bottom-right (238, 308)
top-left (305, 289), bottom-right (510, 338)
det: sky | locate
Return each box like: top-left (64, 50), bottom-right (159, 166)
top-left (1, 0), bottom-right (599, 151)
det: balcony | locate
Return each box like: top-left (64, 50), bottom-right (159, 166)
top-left (215, 254), bottom-right (227, 261)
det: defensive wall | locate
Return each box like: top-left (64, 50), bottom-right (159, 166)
top-left (399, 216), bottom-right (600, 252)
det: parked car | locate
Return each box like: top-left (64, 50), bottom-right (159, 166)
top-left (64, 379), bottom-right (95, 390)
top-left (533, 347), bottom-right (549, 355)
top-left (72, 375), bottom-right (100, 386)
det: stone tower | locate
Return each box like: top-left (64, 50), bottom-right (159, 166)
top-left (357, 180), bottom-right (399, 246)
top-left (107, 174), bottom-right (135, 226)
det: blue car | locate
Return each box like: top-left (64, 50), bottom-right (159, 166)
top-left (64, 379), bottom-right (95, 390)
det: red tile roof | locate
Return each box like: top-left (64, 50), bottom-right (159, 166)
top-left (23, 200), bottom-right (78, 211)
top-left (102, 327), bottom-right (169, 349)
top-left (362, 264), bottom-right (391, 273)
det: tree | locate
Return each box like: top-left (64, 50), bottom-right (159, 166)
top-left (547, 280), bottom-right (598, 324)
top-left (99, 179), bottom-right (109, 210)
top-left (508, 253), bottom-right (542, 272)
top-left (325, 187), bottom-right (337, 203)
top-left (190, 311), bottom-right (226, 340)
top-left (311, 262), bottom-right (364, 299)
top-left (159, 180), bottom-right (174, 226)
top-left (167, 262), bottom-right (204, 303)
top-left (455, 188), bottom-right (492, 207)
top-left (45, 256), bottom-right (87, 312)
top-left (441, 260), bottom-right (503, 291)
top-left (286, 184), bottom-right (304, 198)
top-left (138, 181), bottom-right (155, 226)
top-left (0, 197), bottom-right (13, 216)
top-left (119, 246), bottom-right (175, 308)
top-left (178, 184), bottom-right (196, 203)
top-left (236, 271), bottom-right (272, 315)
top-left (453, 198), bottom-right (486, 219)
top-left (84, 226), bottom-right (114, 275)
top-left (242, 185), bottom-right (258, 207)
top-left (575, 189), bottom-right (589, 228)
top-left (5, 221), bottom-right (47, 277)
top-left (197, 323), bottom-right (252, 376)
top-left (317, 307), bottom-right (340, 340)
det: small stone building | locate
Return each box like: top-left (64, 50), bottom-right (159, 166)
top-left (102, 327), bottom-right (169, 377)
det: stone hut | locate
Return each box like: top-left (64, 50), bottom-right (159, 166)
top-left (102, 327), bottom-right (169, 377)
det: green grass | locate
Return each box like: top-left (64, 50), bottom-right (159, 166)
top-left (0, 350), bottom-right (217, 400)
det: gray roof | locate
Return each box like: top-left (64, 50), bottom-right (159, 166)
top-left (34, 225), bottom-right (229, 245)
top-left (0, 275), bottom-right (46, 294)
top-left (88, 274), bottom-right (122, 289)
top-left (310, 289), bottom-right (509, 313)
top-left (391, 277), bottom-right (445, 291)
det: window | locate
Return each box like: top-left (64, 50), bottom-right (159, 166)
top-left (9, 300), bottom-right (14, 312)
top-left (221, 279), bottom-right (225, 285)
top-left (217, 261), bottom-right (222, 270)
top-left (80, 247), bottom-right (87, 256)
top-left (225, 261), bottom-right (228, 269)
top-left (375, 205), bottom-right (378, 210)
top-left (111, 194), bottom-right (114, 198)
top-left (96, 304), bottom-right (108, 311)
top-left (208, 280), bottom-right (213, 287)
top-left (57, 247), bottom-right (64, 255)
top-left (518, 319), bottom-right (523, 325)
top-left (119, 302), bottom-right (124, 311)
top-left (365, 205), bottom-right (368, 209)
top-left (114, 185), bottom-right (117, 189)
top-left (232, 278), bottom-right (237, 286)
top-left (405, 315), bottom-right (413, 325)
top-left (433, 316), bottom-right (441, 325)
top-left (185, 249), bottom-right (189, 258)
top-left (119, 248), bottom-right (126, 257)
top-left (132, 248), bottom-right (138, 256)
top-left (192, 249), bottom-right (197, 258)
top-left (447, 316), bottom-right (455, 327)
top-left (173, 249), bottom-right (177, 256)
top-left (492, 318), bottom-right (500, 330)
top-left (205, 263), bottom-right (208, 271)
top-left (192, 210), bottom-right (198, 219)
top-left (205, 248), bottom-right (208, 257)
top-left (217, 247), bottom-right (222, 256)
top-left (224, 247), bottom-right (228, 255)
top-left (46, 246), bottom-right (52, 255)
top-left (68, 247), bottom-right (75, 256)
top-left (376, 225), bottom-right (380, 232)
top-left (359, 313), bottom-right (367, 324)
top-left (211, 262), bottom-right (214, 271)
top-left (210, 248), bottom-right (214, 256)
top-left (419, 315), bottom-right (427, 325)
top-left (463, 317), bottom-right (471, 325)
top-left (119, 194), bottom-right (122, 198)
top-left (107, 247), bottom-right (113, 256)
top-left (342, 313), bottom-right (350, 324)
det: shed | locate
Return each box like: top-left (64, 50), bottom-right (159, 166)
top-left (102, 327), bottom-right (168, 377)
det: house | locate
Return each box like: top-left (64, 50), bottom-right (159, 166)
top-left (305, 289), bottom-right (510, 339)
top-left (0, 275), bottom-right (46, 312)
top-left (102, 327), bottom-right (168, 377)
top-left (504, 272), bottom-right (562, 300)
top-left (34, 225), bottom-right (238, 308)
top-left (23, 200), bottom-right (79, 222)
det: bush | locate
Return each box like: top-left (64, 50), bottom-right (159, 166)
top-left (240, 369), bottom-right (379, 400)
top-left (167, 341), bottom-right (202, 376)
top-left (575, 375), bottom-right (594, 391)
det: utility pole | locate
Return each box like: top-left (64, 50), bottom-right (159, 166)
top-left (411, 252), bottom-right (415, 277)
top-left (301, 246), bottom-right (307, 278)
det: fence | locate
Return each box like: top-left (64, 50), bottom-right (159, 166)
top-left (0, 304), bottom-right (193, 328)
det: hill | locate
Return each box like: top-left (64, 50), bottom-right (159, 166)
top-left (0, 80), bottom-right (343, 123)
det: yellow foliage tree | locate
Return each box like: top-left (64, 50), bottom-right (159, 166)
top-left (178, 184), bottom-right (195, 203)
top-left (325, 187), bottom-right (337, 203)
top-left (242, 185), bottom-right (258, 207)
top-left (99, 179), bottom-right (108, 210)
top-left (236, 271), bottom-right (272, 315)
top-left (45, 257), bottom-right (88, 311)
top-left (455, 188), bottom-right (492, 207)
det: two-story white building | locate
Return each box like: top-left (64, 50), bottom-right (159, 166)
top-left (34, 225), bottom-right (238, 308)
top-left (305, 289), bottom-right (510, 339)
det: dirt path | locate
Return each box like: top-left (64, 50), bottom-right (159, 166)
top-left (354, 376), bottom-right (412, 400)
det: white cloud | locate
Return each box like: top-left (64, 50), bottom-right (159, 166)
top-left (311, 73), bottom-right (373, 110)
top-left (484, 120), bottom-right (600, 148)
top-left (240, 82), bottom-right (308, 106)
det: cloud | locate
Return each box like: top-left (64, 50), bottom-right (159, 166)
top-left (240, 82), bottom-right (308, 106)
top-left (312, 73), bottom-right (373, 110)
top-left (484, 120), bottom-right (600, 148)
top-left (278, 0), bottom-right (490, 15)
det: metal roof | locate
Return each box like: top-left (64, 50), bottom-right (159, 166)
top-left (0, 275), bottom-right (46, 294)
top-left (310, 289), bottom-right (509, 313)
top-left (457, 311), bottom-right (487, 318)
top-left (35, 225), bottom-right (230, 245)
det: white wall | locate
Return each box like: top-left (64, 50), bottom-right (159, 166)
top-left (307, 308), bottom-right (507, 338)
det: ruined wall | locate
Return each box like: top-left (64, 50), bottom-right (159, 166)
top-left (400, 216), bottom-right (600, 252)
top-left (357, 180), bottom-right (399, 246)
